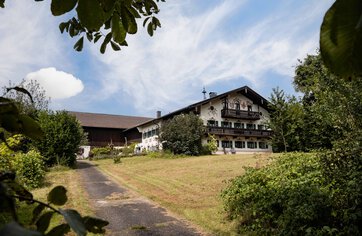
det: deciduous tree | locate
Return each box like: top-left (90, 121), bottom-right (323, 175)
top-left (160, 113), bottom-right (205, 156)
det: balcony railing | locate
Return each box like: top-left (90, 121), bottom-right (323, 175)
top-left (206, 126), bottom-right (272, 137)
top-left (221, 108), bottom-right (260, 120)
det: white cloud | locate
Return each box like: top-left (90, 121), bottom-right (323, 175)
top-left (25, 68), bottom-right (84, 99)
top-left (91, 0), bottom-right (334, 114)
top-left (0, 1), bottom-right (70, 88)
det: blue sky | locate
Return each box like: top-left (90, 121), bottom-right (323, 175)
top-left (0, 0), bottom-right (334, 118)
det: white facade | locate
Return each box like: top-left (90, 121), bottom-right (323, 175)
top-left (137, 86), bottom-right (272, 154)
top-left (136, 122), bottom-right (162, 152)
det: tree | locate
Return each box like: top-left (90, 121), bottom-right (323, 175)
top-left (160, 113), bottom-right (205, 155)
top-left (268, 87), bottom-right (303, 152)
top-left (34, 110), bottom-right (85, 167)
top-left (2, 79), bottom-right (50, 118)
top-left (0, 0), bottom-right (165, 54)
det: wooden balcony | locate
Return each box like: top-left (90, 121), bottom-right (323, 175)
top-left (206, 126), bottom-right (272, 138)
top-left (221, 108), bottom-right (260, 120)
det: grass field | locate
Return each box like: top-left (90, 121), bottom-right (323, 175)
top-left (19, 165), bottom-right (96, 235)
top-left (94, 153), bottom-right (272, 235)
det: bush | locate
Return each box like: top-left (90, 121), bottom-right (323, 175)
top-left (0, 135), bottom-right (46, 189)
top-left (221, 153), bottom-right (332, 235)
top-left (90, 147), bottom-right (112, 157)
top-left (34, 111), bottom-right (85, 167)
top-left (160, 113), bottom-right (205, 155)
top-left (12, 150), bottom-right (46, 189)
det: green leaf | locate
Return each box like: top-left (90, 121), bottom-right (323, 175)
top-left (110, 41), bottom-right (121, 51)
top-left (47, 185), bottom-right (68, 206)
top-left (0, 97), bottom-right (19, 115)
top-left (127, 5), bottom-right (141, 18)
top-left (36, 212), bottom-right (54, 233)
top-left (73, 36), bottom-right (84, 52)
top-left (100, 32), bottom-right (112, 54)
top-left (45, 224), bottom-right (70, 236)
top-left (86, 32), bottom-right (93, 42)
top-left (0, 0), bottom-right (4, 8)
top-left (320, 0), bottom-right (362, 77)
top-left (31, 204), bottom-right (45, 224)
top-left (0, 183), bottom-right (17, 220)
top-left (111, 14), bottom-right (126, 43)
top-left (6, 86), bottom-right (34, 103)
top-left (5, 180), bottom-right (33, 200)
top-left (51, 0), bottom-right (77, 16)
top-left (100, 0), bottom-right (115, 12)
top-left (0, 221), bottom-right (41, 236)
top-left (60, 209), bottom-right (87, 236)
top-left (59, 22), bottom-right (68, 33)
top-left (77, 0), bottom-right (105, 31)
top-left (18, 115), bottom-right (44, 140)
top-left (147, 22), bottom-right (154, 36)
top-left (0, 114), bottom-right (21, 133)
top-left (143, 17), bottom-right (151, 27)
top-left (94, 34), bottom-right (102, 43)
top-left (83, 216), bottom-right (109, 234)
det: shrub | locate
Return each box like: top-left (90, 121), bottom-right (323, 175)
top-left (34, 111), bottom-right (85, 167)
top-left (160, 113), bottom-right (205, 155)
top-left (221, 153), bottom-right (332, 235)
top-left (12, 150), bottom-right (46, 189)
top-left (91, 147), bottom-right (112, 157)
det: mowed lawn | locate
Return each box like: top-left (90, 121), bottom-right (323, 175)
top-left (94, 153), bottom-right (272, 235)
top-left (20, 166), bottom-right (96, 235)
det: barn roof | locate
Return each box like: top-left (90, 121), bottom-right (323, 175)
top-left (68, 111), bottom-right (153, 129)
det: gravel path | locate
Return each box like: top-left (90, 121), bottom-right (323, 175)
top-left (77, 161), bottom-right (203, 236)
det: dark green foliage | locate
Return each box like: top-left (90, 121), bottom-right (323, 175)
top-left (320, 0), bottom-right (362, 77)
top-left (1, 0), bottom-right (165, 53)
top-left (268, 88), bottom-right (304, 152)
top-left (0, 174), bottom-right (109, 236)
top-left (34, 111), bottom-right (85, 167)
top-left (12, 151), bottom-right (46, 189)
top-left (221, 153), bottom-right (332, 235)
top-left (160, 113), bottom-right (205, 156)
top-left (2, 79), bottom-right (50, 118)
top-left (319, 145), bottom-right (362, 235)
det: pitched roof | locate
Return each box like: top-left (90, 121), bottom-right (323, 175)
top-left (136, 85), bottom-right (270, 127)
top-left (68, 111), bottom-right (153, 129)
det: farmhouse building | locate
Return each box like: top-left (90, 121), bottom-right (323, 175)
top-left (136, 86), bottom-right (272, 154)
top-left (69, 111), bottom-right (152, 147)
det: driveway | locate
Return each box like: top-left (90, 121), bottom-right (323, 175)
top-left (77, 161), bottom-right (203, 236)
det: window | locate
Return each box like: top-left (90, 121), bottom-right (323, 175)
top-left (234, 122), bottom-right (241, 128)
top-left (235, 102), bottom-right (240, 110)
top-left (259, 142), bottom-right (268, 149)
top-left (235, 141), bottom-right (245, 148)
top-left (258, 125), bottom-right (265, 130)
top-left (247, 105), bottom-right (252, 111)
top-left (221, 121), bottom-right (232, 128)
top-left (147, 130), bottom-right (152, 138)
top-left (222, 140), bottom-right (232, 148)
top-left (246, 123), bottom-right (256, 129)
top-left (151, 129), bottom-right (156, 136)
top-left (143, 132), bottom-right (146, 139)
top-left (207, 120), bottom-right (219, 127)
top-left (247, 141), bottom-right (257, 149)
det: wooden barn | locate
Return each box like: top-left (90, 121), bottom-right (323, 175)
top-left (69, 111), bottom-right (152, 147)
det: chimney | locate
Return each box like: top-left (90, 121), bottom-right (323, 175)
top-left (209, 92), bottom-right (217, 98)
top-left (156, 111), bottom-right (161, 118)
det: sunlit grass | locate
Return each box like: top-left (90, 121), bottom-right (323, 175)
top-left (94, 153), bottom-right (273, 235)
top-left (19, 165), bottom-right (96, 235)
